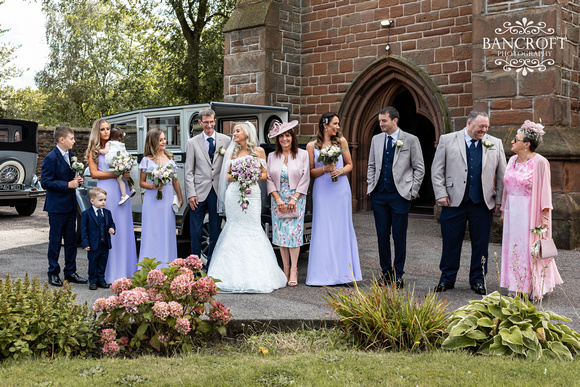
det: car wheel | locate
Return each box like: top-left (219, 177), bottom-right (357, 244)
top-left (0, 160), bottom-right (25, 184)
top-left (15, 199), bottom-right (37, 216)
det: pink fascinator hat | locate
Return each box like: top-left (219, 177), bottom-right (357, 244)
top-left (520, 120), bottom-right (545, 136)
top-left (268, 120), bottom-right (299, 138)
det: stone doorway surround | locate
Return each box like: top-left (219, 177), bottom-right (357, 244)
top-left (338, 56), bottom-right (449, 211)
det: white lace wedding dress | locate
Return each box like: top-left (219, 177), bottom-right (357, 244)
top-left (207, 159), bottom-right (287, 293)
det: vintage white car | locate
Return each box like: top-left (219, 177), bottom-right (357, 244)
top-left (0, 119), bottom-right (45, 215)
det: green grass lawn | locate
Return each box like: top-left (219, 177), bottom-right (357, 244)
top-left (1, 329), bottom-right (579, 386)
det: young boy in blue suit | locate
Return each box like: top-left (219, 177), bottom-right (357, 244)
top-left (41, 126), bottom-right (87, 286)
top-left (81, 187), bottom-right (116, 290)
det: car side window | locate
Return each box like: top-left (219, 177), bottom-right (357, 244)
top-left (111, 121), bottom-right (138, 151)
top-left (147, 116), bottom-right (181, 148)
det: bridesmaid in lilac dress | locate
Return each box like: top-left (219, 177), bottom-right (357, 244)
top-left (138, 129), bottom-right (183, 268)
top-left (86, 118), bottom-right (138, 284)
top-left (306, 112), bottom-right (362, 286)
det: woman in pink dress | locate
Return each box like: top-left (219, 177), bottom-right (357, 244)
top-left (500, 120), bottom-right (562, 299)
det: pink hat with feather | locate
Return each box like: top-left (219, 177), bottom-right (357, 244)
top-left (268, 120), bottom-right (299, 138)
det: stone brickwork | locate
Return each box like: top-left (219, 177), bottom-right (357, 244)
top-left (37, 127), bottom-right (91, 177)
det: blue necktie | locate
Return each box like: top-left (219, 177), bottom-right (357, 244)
top-left (470, 139), bottom-right (476, 151)
top-left (208, 137), bottom-right (215, 162)
top-left (97, 209), bottom-right (105, 242)
top-left (387, 136), bottom-right (393, 153)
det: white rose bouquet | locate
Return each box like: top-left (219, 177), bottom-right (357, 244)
top-left (146, 164), bottom-right (177, 200)
top-left (70, 156), bottom-right (84, 177)
top-left (317, 144), bottom-right (342, 182)
top-left (109, 152), bottom-right (137, 186)
top-left (229, 155), bottom-right (262, 211)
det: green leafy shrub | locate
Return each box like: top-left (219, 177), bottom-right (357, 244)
top-left (94, 256), bottom-right (231, 356)
top-left (442, 291), bottom-right (580, 360)
top-left (0, 274), bottom-right (98, 360)
top-left (323, 277), bottom-right (450, 351)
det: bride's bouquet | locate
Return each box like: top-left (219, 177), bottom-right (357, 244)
top-left (146, 164), bottom-right (177, 200)
top-left (109, 152), bottom-right (137, 186)
top-left (230, 155), bottom-right (262, 211)
top-left (317, 144), bottom-right (342, 182)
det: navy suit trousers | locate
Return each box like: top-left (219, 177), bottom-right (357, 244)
top-left (371, 189), bottom-right (411, 279)
top-left (439, 200), bottom-right (493, 285)
top-left (47, 211), bottom-right (78, 277)
top-left (87, 245), bottom-right (109, 284)
top-left (190, 188), bottom-right (220, 264)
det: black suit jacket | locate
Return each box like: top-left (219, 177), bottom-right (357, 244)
top-left (81, 207), bottom-right (116, 250)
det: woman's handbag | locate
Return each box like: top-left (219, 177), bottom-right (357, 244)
top-left (274, 203), bottom-right (298, 219)
top-left (532, 234), bottom-right (558, 260)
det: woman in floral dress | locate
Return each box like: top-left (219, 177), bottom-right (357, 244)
top-left (266, 120), bottom-right (310, 286)
top-left (500, 120), bottom-right (562, 299)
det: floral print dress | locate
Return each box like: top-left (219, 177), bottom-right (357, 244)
top-left (270, 163), bottom-right (306, 248)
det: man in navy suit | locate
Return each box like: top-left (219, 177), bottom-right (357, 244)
top-left (367, 107), bottom-right (425, 288)
top-left (41, 126), bottom-right (87, 286)
top-left (81, 187), bottom-right (116, 290)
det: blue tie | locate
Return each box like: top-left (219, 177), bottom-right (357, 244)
top-left (97, 209), bottom-right (105, 242)
top-left (387, 136), bottom-right (393, 153)
top-left (208, 137), bottom-right (215, 162)
top-left (470, 139), bottom-right (476, 151)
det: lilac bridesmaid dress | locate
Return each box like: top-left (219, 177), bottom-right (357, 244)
top-left (138, 158), bottom-right (178, 268)
top-left (97, 154), bottom-right (138, 282)
top-left (306, 149), bottom-right (362, 286)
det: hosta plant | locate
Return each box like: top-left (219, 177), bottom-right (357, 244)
top-left (442, 291), bottom-right (580, 360)
top-left (94, 256), bottom-right (231, 356)
top-left (323, 276), bottom-right (450, 351)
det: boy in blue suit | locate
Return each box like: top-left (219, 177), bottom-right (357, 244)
top-left (81, 187), bottom-right (116, 290)
top-left (41, 126), bottom-right (87, 286)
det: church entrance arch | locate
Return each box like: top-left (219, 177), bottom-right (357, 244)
top-left (338, 56), bottom-right (449, 212)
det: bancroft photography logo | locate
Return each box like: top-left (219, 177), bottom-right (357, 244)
top-left (483, 18), bottom-right (565, 76)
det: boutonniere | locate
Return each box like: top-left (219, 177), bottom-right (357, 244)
top-left (395, 140), bottom-right (404, 153)
top-left (70, 156), bottom-right (84, 176)
top-left (214, 146), bottom-right (226, 157)
top-left (482, 140), bottom-right (494, 153)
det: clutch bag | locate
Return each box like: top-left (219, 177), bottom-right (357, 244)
top-left (274, 205), bottom-right (298, 219)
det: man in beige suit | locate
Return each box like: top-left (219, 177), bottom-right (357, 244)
top-left (432, 110), bottom-right (506, 295)
top-left (367, 107), bottom-right (425, 288)
top-left (185, 108), bottom-right (231, 266)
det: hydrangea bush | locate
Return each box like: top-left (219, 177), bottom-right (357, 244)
top-left (94, 256), bottom-right (231, 356)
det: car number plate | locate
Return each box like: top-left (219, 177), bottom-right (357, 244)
top-left (0, 183), bottom-right (24, 191)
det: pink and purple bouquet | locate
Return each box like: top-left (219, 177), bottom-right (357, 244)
top-left (70, 156), bottom-right (84, 177)
top-left (317, 144), bottom-right (342, 182)
top-left (230, 155), bottom-right (262, 211)
top-left (146, 164), bottom-right (177, 200)
top-left (109, 152), bottom-right (137, 186)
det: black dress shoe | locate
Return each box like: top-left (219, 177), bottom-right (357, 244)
top-left (471, 282), bottom-right (487, 295)
top-left (97, 282), bottom-right (110, 289)
top-left (65, 273), bottom-right (88, 284)
top-left (48, 275), bottom-right (63, 287)
top-left (89, 283), bottom-right (98, 290)
top-left (395, 277), bottom-right (404, 289)
top-left (434, 282), bottom-right (454, 292)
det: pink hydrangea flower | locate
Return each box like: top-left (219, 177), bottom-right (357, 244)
top-left (152, 301), bottom-right (170, 321)
top-left (169, 258), bottom-right (187, 268)
top-left (147, 287), bottom-right (166, 302)
top-left (147, 269), bottom-right (168, 287)
top-left (185, 255), bottom-right (204, 271)
top-left (158, 335), bottom-right (169, 344)
top-left (93, 298), bottom-right (107, 312)
top-left (102, 340), bottom-right (120, 355)
top-left (100, 328), bottom-right (117, 343)
top-left (167, 301), bottom-right (184, 318)
top-left (105, 295), bottom-right (120, 311)
top-left (111, 277), bottom-right (132, 294)
top-left (175, 317), bottom-right (191, 335)
top-left (170, 272), bottom-right (195, 299)
top-left (208, 301), bottom-right (232, 326)
top-left (191, 276), bottom-right (218, 304)
top-left (119, 288), bottom-right (150, 314)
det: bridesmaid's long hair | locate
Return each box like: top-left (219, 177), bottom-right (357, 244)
top-left (86, 118), bottom-right (108, 164)
top-left (144, 129), bottom-right (174, 162)
top-left (232, 122), bottom-right (259, 159)
top-left (314, 112), bottom-right (342, 150)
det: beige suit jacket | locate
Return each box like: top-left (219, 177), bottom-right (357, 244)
top-left (185, 132), bottom-right (231, 202)
top-left (367, 130), bottom-right (425, 200)
top-left (431, 129), bottom-right (507, 209)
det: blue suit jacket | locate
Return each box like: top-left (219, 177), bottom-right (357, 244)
top-left (80, 207), bottom-right (115, 250)
top-left (41, 147), bottom-right (77, 213)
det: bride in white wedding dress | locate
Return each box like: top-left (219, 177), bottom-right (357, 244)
top-left (207, 122), bottom-right (287, 293)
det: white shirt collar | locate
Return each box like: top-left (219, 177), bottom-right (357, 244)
top-left (202, 131), bottom-right (216, 142)
top-left (464, 129), bottom-right (479, 146)
top-left (56, 145), bottom-right (69, 157)
top-left (92, 205), bottom-right (103, 215)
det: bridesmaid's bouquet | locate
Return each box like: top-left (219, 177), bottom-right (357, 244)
top-left (146, 164), bottom-right (176, 200)
top-left (70, 156), bottom-right (84, 177)
top-left (109, 152), bottom-right (137, 186)
top-left (317, 144), bottom-right (342, 182)
top-left (230, 155), bottom-right (262, 211)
